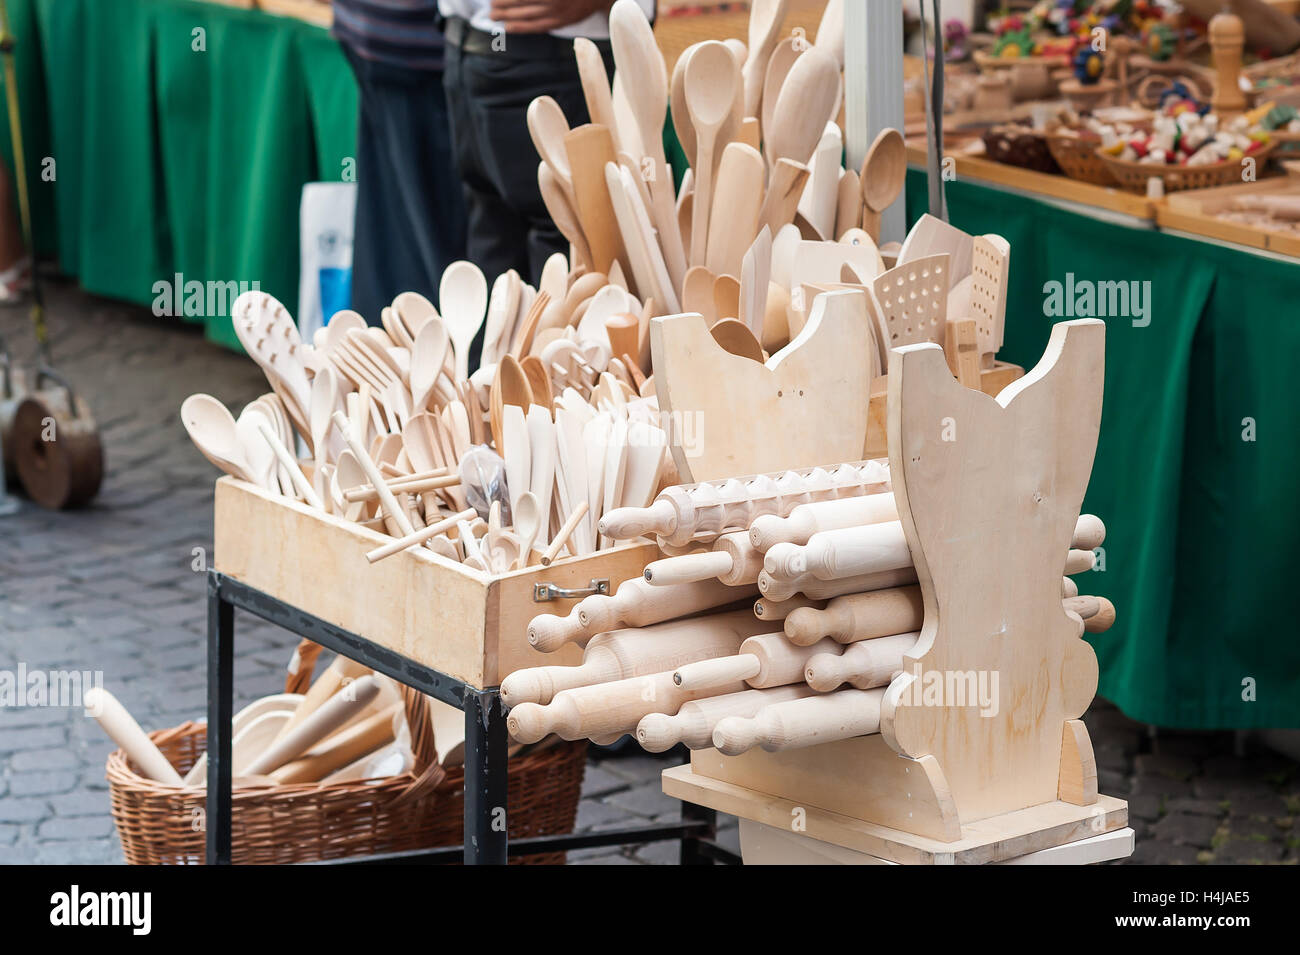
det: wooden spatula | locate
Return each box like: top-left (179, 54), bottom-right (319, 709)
top-left (705, 143), bottom-right (765, 279)
top-left (564, 124), bottom-right (626, 277)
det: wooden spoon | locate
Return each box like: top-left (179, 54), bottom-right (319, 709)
top-left (512, 490), bottom-right (542, 569)
top-left (574, 37), bottom-right (622, 152)
top-left (685, 41), bottom-right (740, 269)
top-left (439, 261), bottom-right (488, 382)
top-left (670, 45), bottom-right (697, 167)
top-left (527, 95), bottom-right (576, 198)
top-left (519, 354), bottom-right (553, 411)
top-left (539, 162), bottom-right (593, 274)
top-left (181, 394), bottom-right (257, 484)
top-left (742, 0), bottom-right (789, 117)
top-left (410, 317), bottom-right (450, 412)
top-left (859, 127), bottom-right (906, 243)
top-left (490, 355), bottom-right (532, 453)
top-left (761, 37), bottom-right (800, 158)
top-left (768, 47), bottom-right (840, 167)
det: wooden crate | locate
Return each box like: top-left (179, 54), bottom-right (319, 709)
top-left (1156, 175), bottom-right (1300, 255)
top-left (908, 141), bottom-right (1159, 221)
top-left (213, 477), bottom-right (658, 689)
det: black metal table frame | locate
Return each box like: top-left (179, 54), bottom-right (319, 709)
top-left (206, 570), bottom-right (740, 865)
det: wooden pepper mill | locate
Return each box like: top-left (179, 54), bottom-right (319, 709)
top-left (1210, 7), bottom-right (1247, 116)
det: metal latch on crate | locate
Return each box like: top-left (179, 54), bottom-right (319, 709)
top-left (533, 578), bottom-right (610, 602)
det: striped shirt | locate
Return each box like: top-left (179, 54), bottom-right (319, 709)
top-left (331, 0), bottom-right (445, 71)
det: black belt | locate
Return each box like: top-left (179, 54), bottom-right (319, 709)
top-left (442, 16), bottom-right (613, 59)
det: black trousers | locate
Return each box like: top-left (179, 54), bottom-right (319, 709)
top-left (442, 41), bottom-right (614, 287)
top-left (342, 47), bottom-right (468, 323)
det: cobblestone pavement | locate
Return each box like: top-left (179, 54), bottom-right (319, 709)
top-left (1, 281), bottom-right (1296, 864)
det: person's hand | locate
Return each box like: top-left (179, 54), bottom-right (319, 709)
top-left (489, 0), bottom-right (614, 33)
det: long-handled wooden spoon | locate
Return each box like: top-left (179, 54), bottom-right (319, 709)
top-left (685, 41), bottom-right (740, 269)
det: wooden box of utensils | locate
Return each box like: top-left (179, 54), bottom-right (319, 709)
top-left (214, 477), bottom-right (658, 688)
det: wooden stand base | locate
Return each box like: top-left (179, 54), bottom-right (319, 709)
top-left (736, 818), bottom-right (1135, 865)
top-left (664, 761), bottom-right (1129, 865)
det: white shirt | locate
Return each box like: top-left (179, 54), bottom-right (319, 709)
top-left (439, 0), bottom-right (654, 40)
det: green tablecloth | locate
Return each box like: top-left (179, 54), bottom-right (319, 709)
top-left (3, 0), bottom-right (357, 350)
top-left (908, 170), bottom-right (1300, 730)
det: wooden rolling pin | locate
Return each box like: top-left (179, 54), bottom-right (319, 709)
top-left (243, 676), bottom-right (381, 776)
top-left (642, 530), bottom-right (764, 587)
top-left (763, 518), bottom-right (1100, 585)
top-left (785, 584), bottom-right (924, 645)
top-left (673, 633), bottom-right (843, 691)
top-left (599, 459), bottom-right (890, 548)
top-left (753, 594), bottom-right (825, 622)
top-left (636, 685), bottom-right (814, 751)
top-left (1066, 594), bottom-right (1117, 633)
top-left (527, 575), bottom-right (756, 652)
top-left (758, 565), bottom-right (919, 602)
top-left (713, 687), bottom-right (886, 755)
top-left (749, 491), bottom-right (900, 551)
top-left (501, 608), bottom-right (766, 706)
top-left (804, 632), bottom-right (919, 691)
top-left (272, 655), bottom-right (370, 744)
top-left (507, 668), bottom-right (746, 744)
top-left (83, 687), bottom-right (184, 786)
top-left (784, 585), bottom-right (1110, 645)
top-left (269, 702), bottom-right (400, 784)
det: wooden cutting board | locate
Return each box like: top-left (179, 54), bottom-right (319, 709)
top-left (650, 289), bottom-right (873, 482)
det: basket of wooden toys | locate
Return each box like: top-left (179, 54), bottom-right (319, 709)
top-left (1097, 92), bottom-right (1276, 192)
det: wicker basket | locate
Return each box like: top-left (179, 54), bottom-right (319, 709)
top-left (1097, 143), bottom-right (1278, 192)
top-left (1046, 133), bottom-right (1118, 186)
top-left (107, 648), bottom-right (586, 864)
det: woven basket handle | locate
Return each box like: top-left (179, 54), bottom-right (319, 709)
top-left (392, 686), bottom-right (447, 804)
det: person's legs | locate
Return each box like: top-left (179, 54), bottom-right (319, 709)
top-left (443, 43), bottom-right (532, 285)
top-left (344, 47), bottom-right (466, 321)
top-left (443, 42), bottom-right (613, 286)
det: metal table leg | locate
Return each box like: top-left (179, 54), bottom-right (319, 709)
top-left (205, 573), bottom-right (234, 865)
top-left (462, 688), bottom-right (508, 865)
top-left (680, 800), bottom-right (719, 865)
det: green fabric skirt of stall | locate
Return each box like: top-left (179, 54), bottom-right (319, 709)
top-left (1, 0), bottom-right (358, 350)
top-left (907, 168), bottom-right (1300, 730)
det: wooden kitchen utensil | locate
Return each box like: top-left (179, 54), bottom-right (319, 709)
top-left (785, 584), bottom-right (924, 646)
top-left (705, 143), bottom-right (765, 279)
top-left (440, 261), bottom-right (488, 381)
top-left (565, 124), bottom-right (626, 276)
top-left (767, 48), bottom-right (840, 168)
top-left (859, 128), bottom-right (907, 243)
top-left (502, 608), bottom-right (766, 706)
top-left (674, 632), bottom-right (842, 691)
top-left (637, 684), bottom-right (812, 752)
top-left (750, 491), bottom-right (900, 550)
top-left (181, 394), bottom-right (259, 484)
top-left (84, 687), bottom-right (184, 786)
top-left (713, 687), bottom-right (885, 755)
top-left (709, 319), bottom-right (765, 362)
top-left (804, 631), bottom-right (918, 692)
top-left (685, 41), bottom-right (740, 269)
top-left (741, 0), bottom-right (788, 118)
top-left (527, 574), bottom-right (754, 652)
